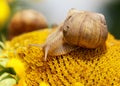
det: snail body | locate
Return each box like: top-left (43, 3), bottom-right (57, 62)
top-left (31, 25), bottom-right (78, 61)
top-left (30, 9), bottom-right (108, 61)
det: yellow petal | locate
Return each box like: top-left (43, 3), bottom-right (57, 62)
top-left (16, 78), bottom-right (27, 86)
top-left (6, 58), bottom-right (25, 78)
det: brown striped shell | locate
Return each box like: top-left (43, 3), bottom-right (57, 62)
top-left (30, 9), bottom-right (108, 61)
top-left (63, 9), bottom-right (108, 48)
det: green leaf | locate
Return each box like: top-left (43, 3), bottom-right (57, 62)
top-left (0, 74), bottom-right (14, 81)
top-left (0, 41), bottom-right (5, 49)
top-left (0, 73), bottom-right (19, 84)
top-left (0, 64), bottom-right (5, 70)
top-left (1, 34), bottom-right (6, 43)
top-left (0, 77), bottom-right (16, 86)
top-left (0, 67), bottom-right (16, 76)
top-left (0, 58), bottom-right (9, 67)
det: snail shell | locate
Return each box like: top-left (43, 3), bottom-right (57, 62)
top-left (30, 9), bottom-right (108, 61)
top-left (63, 9), bottom-right (108, 48)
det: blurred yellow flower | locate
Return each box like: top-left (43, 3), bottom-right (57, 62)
top-left (6, 58), bottom-right (25, 78)
top-left (0, 0), bottom-right (10, 28)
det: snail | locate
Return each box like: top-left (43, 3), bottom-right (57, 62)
top-left (30, 9), bottom-right (108, 61)
top-left (8, 9), bottom-right (48, 40)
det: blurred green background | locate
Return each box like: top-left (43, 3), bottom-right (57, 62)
top-left (0, 0), bottom-right (120, 41)
top-left (103, 1), bottom-right (120, 39)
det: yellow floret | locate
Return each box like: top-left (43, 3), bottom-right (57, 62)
top-left (74, 82), bottom-right (84, 86)
top-left (5, 28), bottom-right (120, 86)
top-left (39, 81), bottom-right (49, 86)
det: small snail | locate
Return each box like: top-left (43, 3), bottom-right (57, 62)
top-left (8, 9), bottom-right (48, 40)
top-left (31, 9), bottom-right (108, 61)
